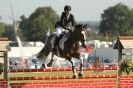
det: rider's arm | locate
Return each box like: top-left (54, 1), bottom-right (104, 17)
top-left (71, 14), bottom-right (76, 26)
top-left (60, 14), bottom-right (67, 30)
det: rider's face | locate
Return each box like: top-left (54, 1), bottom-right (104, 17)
top-left (65, 10), bottom-right (71, 16)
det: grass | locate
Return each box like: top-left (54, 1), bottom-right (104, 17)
top-left (1, 70), bottom-right (132, 79)
top-left (8, 70), bottom-right (117, 77)
top-left (1, 70), bottom-right (133, 80)
top-left (7, 70), bottom-right (118, 85)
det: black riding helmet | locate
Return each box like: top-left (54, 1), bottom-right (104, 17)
top-left (64, 5), bottom-right (71, 11)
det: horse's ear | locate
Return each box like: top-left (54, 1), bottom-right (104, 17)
top-left (75, 24), bottom-right (82, 29)
top-left (78, 24), bottom-right (82, 28)
top-left (83, 24), bottom-right (87, 28)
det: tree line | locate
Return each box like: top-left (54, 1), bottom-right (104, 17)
top-left (99, 3), bottom-right (133, 40)
top-left (0, 7), bottom-right (60, 42)
top-left (0, 3), bottom-right (133, 42)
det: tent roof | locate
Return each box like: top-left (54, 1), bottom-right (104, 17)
top-left (114, 36), bottom-right (133, 49)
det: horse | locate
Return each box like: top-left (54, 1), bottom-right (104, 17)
top-left (37, 24), bottom-right (88, 78)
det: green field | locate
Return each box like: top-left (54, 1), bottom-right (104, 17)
top-left (1, 70), bottom-right (133, 80)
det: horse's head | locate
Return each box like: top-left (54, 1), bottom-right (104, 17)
top-left (73, 24), bottom-right (88, 48)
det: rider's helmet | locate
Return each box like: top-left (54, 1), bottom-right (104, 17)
top-left (64, 5), bottom-right (71, 11)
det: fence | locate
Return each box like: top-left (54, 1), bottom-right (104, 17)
top-left (0, 67), bottom-right (133, 88)
top-left (9, 67), bottom-right (117, 88)
top-left (0, 79), bottom-right (7, 88)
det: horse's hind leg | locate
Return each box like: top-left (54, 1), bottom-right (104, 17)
top-left (41, 55), bottom-right (48, 68)
top-left (47, 52), bottom-right (54, 67)
top-left (68, 58), bottom-right (78, 79)
top-left (41, 50), bottom-right (51, 68)
top-left (78, 56), bottom-right (84, 77)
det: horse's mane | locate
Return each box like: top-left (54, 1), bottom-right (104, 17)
top-left (73, 24), bottom-right (82, 30)
top-left (65, 24), bottom-right (85, 49)
top-left (74, 24), bottom-right (82, 27)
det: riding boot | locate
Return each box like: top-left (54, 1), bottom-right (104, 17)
top-left (52, 36), bottom-right (59, 52)
top-left (58, 33), bottom-right (64, 40)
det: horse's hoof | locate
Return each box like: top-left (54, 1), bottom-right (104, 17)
top-left (73, 75), bottom-right (78, 79)
top-left (78, 73), bottom-right (83, 77)
top-left (47, 63), bottom-right (51, 67)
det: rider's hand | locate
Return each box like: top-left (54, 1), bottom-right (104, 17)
top-left (66, 27), bottom-right (72, 32)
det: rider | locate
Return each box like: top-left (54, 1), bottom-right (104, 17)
top-left (60, 5), bottom-right (76, 31)
top-left (52, 5), bottom-right (76, 52)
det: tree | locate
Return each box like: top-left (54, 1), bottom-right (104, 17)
top-left (99, 3), bottom-right (133, 37)
top-left (0, 17), bottom-right (5, 36)
top-left (19, 6), bottom-right (60, 42)
top-left (1, 24), bottom-right (16, 40)
top-left (0, 15), bottom-right (19, 41)
top-left (19, 15), bottom-right (30, 40)
top-left (0, 17), bottom-right (16, 40)
top-left (128, 9), bottom-right (133, 35)
top-left (0, 23), bottom-right (5, 36)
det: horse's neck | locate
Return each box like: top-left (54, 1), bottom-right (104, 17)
top-left (67, 31), bottom-right (78, 44)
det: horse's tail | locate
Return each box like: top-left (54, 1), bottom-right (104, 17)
top-left (36, 33), bottom-right (56, 59)
top-left (36, 46), bottom-right (45, 59)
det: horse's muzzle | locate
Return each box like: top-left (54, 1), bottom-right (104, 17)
top-left (81, 41), bottom-right (87, 48)
top-left (83, 44), bottom-right (87, 48)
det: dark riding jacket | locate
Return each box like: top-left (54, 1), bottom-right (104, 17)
top-left (60, 12), bottom-right (76, 30)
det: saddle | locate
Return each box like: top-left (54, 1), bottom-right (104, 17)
top-left (56, 31), bottom-right (70, 51)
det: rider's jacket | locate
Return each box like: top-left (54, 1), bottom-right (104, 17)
top-left (60, 12), bottom-right (76, 30)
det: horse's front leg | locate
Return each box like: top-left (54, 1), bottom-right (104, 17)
top-left (78, 56), bottom-right (84, 77)
top-left (68, 58), bottom-right (78, 79)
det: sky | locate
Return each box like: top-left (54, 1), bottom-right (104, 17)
top-left (0, 0), bottom-right (133, 24)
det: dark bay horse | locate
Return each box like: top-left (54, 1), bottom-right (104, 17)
top-left (37, 24), bottom-right (87, 78)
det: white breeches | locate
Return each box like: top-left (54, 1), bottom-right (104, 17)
top-left (56, 27), bottom-right (65, 37)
